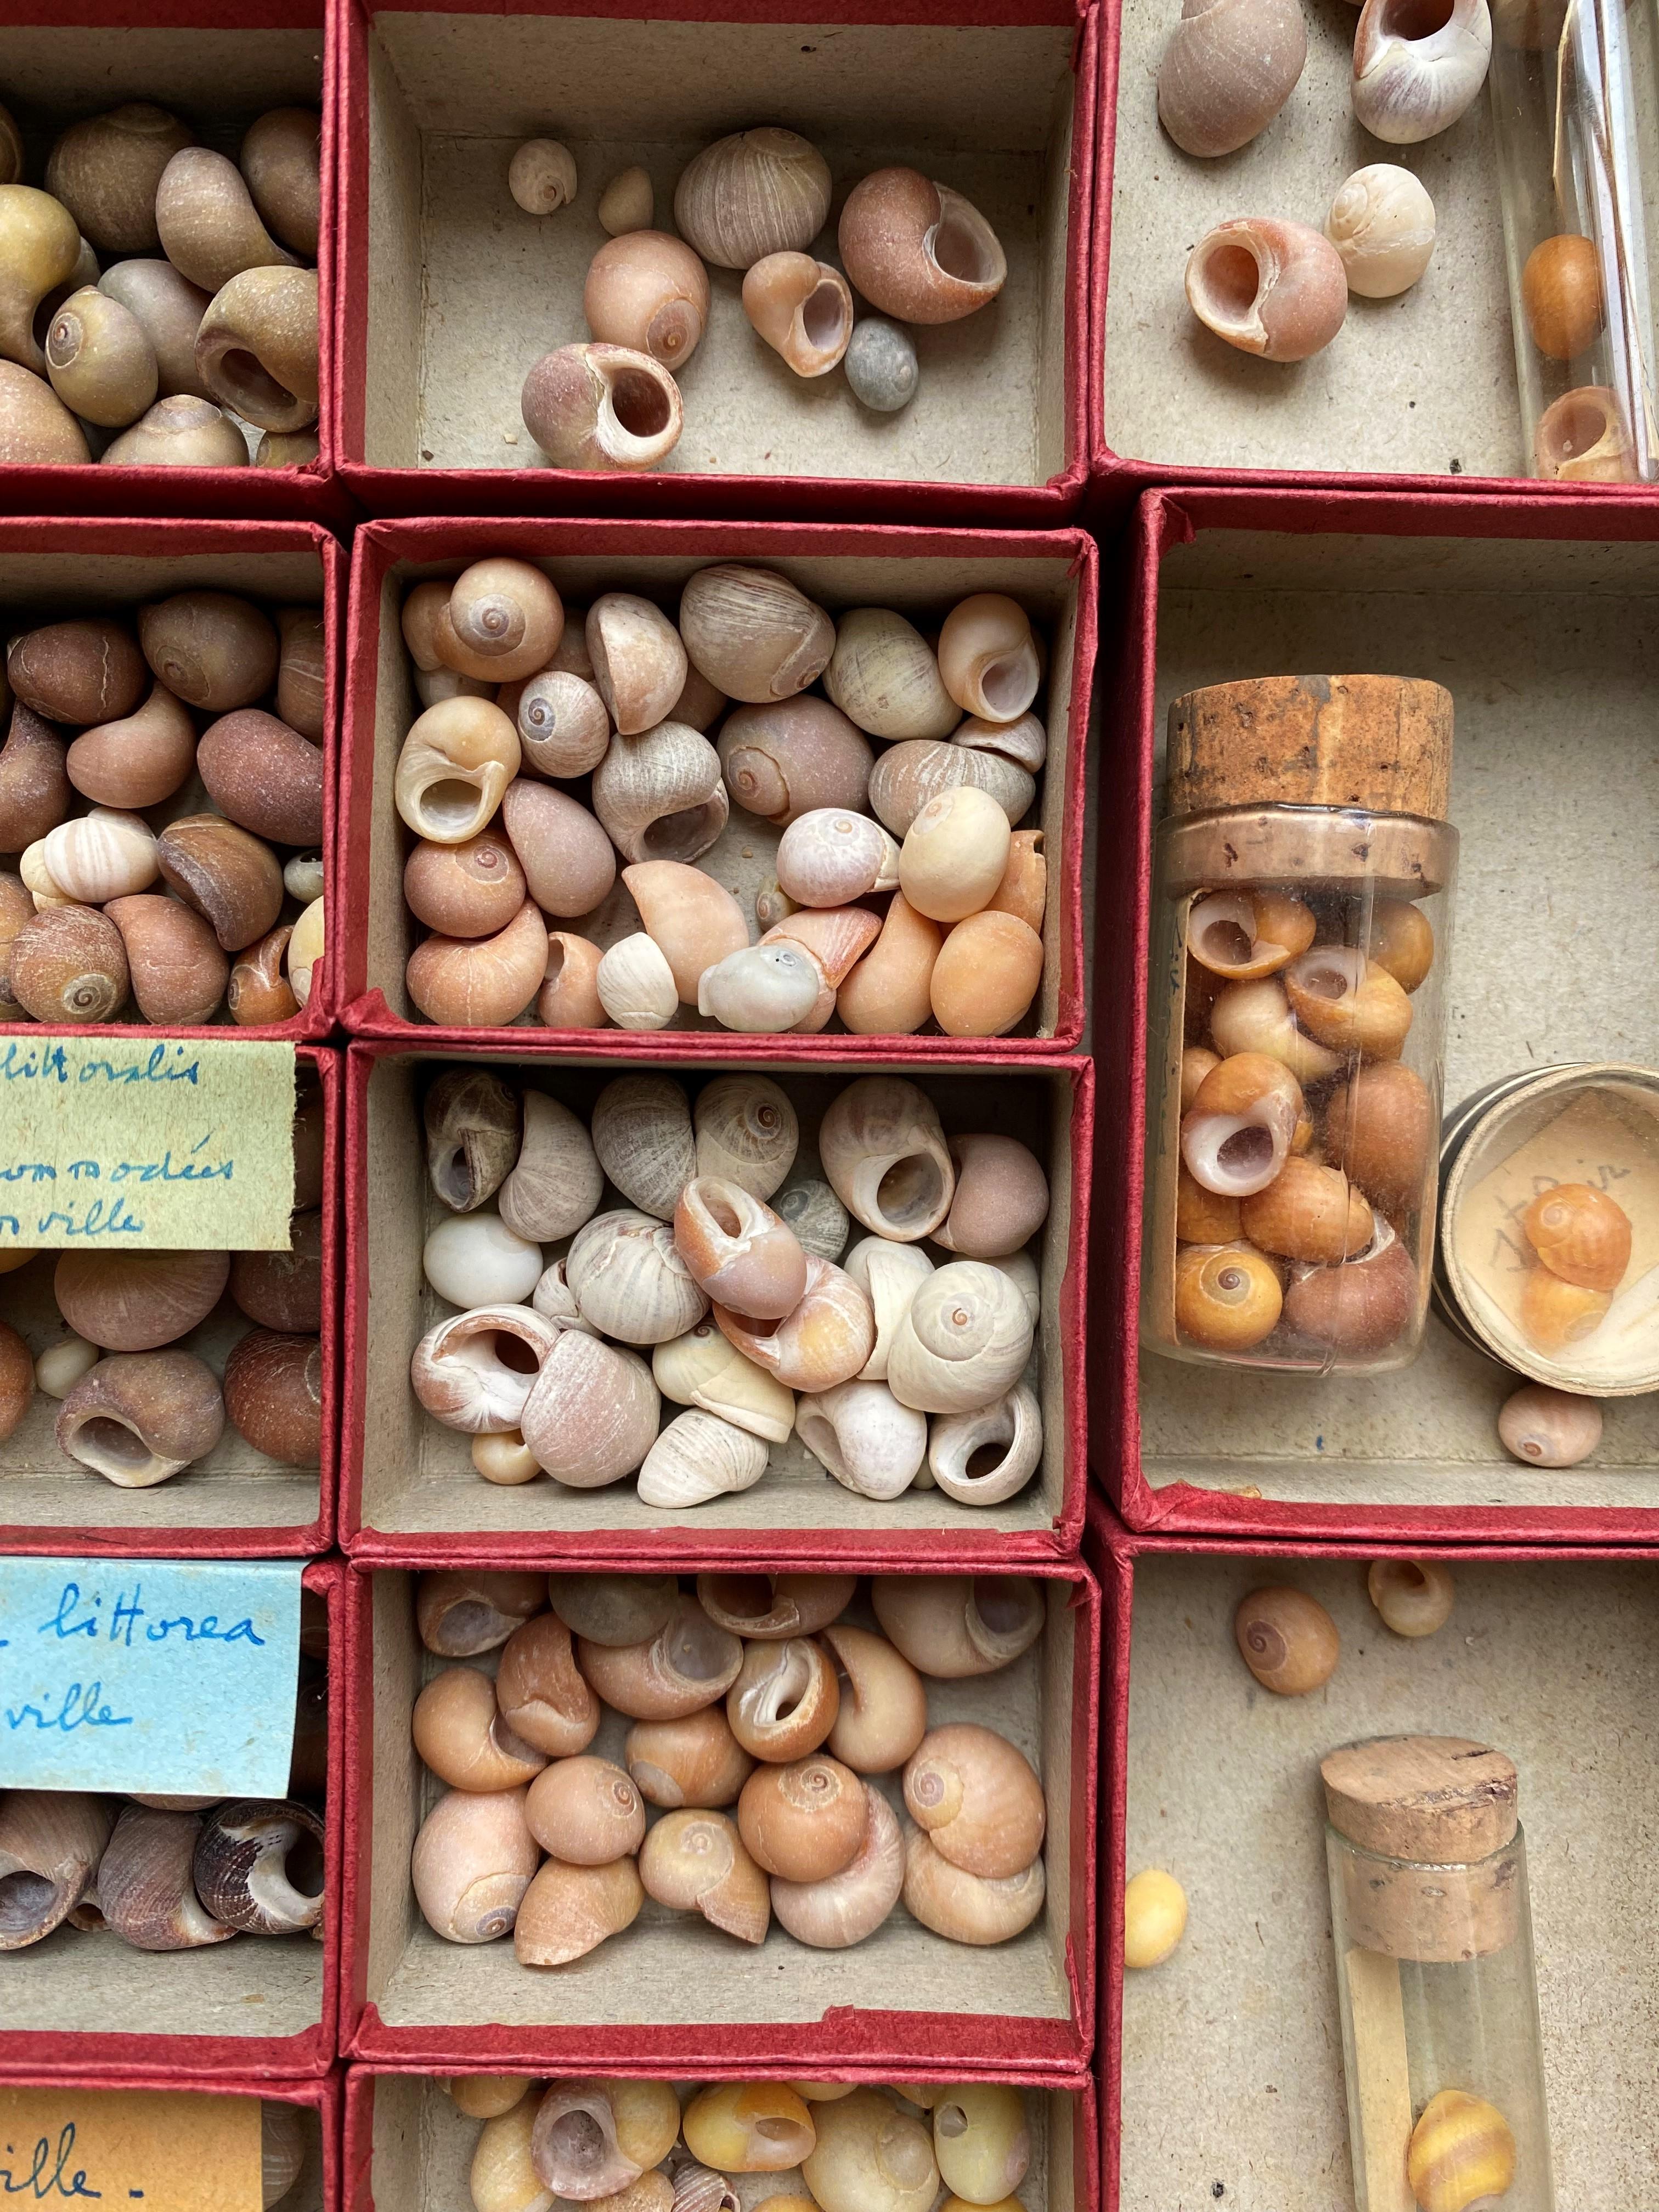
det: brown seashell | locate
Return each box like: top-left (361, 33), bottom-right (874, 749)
top-left (230, 1209), bottom-right (323, 1332)
top-left (157, 814), bottom-right (285, 952)
top-left (194, 1798), bottom-right (324, 1933)
top-left (500, 779), bottom-right (617, 918)
top-left (495, 1610), bottom-right (602, 1757)
top-left (934, 1135), bottom-right (1049, 1259)
top-left (0, 703), bottom-right (71, 850)
top-left (697, 1573), bottom-right (855, 1640)
top-left (43, 285), bottom-right (158, 428)
top-left (101, 392), bottom-right (249, 467)
top-left (901, 1823), bottom-right (1044, 1943)
top-left (1186, 218), bottom-right (1347, 360)
top-left (408, 899), bottom-right (549, 1028)
top-left (92, 1803), bottom-right (232, 1950)
top-left (275, 607), bottom-right (326, 740)
top-left (0, 1792), bottom-right (113, 1949)
top-left (0, 360), bottom-right (91, 464)
top-left (97, 258), bottom-right (212, 399)
top-left (0, 871), bottom-right (29, 1014)
top-left (717, 697), bottom-right (873, 825)
top-left (867, 737), bottom-right (1034, 838)
top-left (821, 1622), bottom-right (928, 1773)
top-left (1323, 1060), bottom-right (1432, 1213)
top-left (139, 591), bottom-right (279, 711)
top-left (742, 252), bottom-right (854, 376)
top-left (727, 1637), bottom-right (841, 1762)
top-left (521, 342), bottom-right (684, 471)
top-left (871, 1572), bottom-right (1046, 1678)
top-left (55, 1248), bottom-right (229, 1351)
top-left (681, 565), bottom-right (834, 706)
top-left (770, 1780), bottom-right (904, 1947)
top-left (413, 1783), bottom-right (538, 1943)
top-left (1240, 1155), bottom-right (1373, 1265)
top-left (197, 709), bottom-right (325, 846)
top-left (526, 1754), bottom-right (646, 1864)
top-left (674, 128), bottom-right (831, 270)
top-left (406, 832), bottom-right (527, 939)
top-left (839, 169), bottom-right (1007, 324)
top-left (0, 1318), bottom-right (31, 1441)
top-left (9, 619), bottom-right (146, 726)
top-left (1281, 1225), bottom-right (1417, 1353)
top-left (514, 1854), bottom-right (643, 1965)
top-left (738, 1752), bottom-right (868, 1880)
top-left (105, 893), bottom-right (230, 1024)
top-left (985, 829), bottom-right (1047, 934)
top-left (55, 1348), bottom-right (225, 1485)
top-left (223, 1328), bottom-right (323, 1462)
top-left (672, 2167), bottom-right (740, 2212)
top-left (240, 108), bottom-right (323, 258)
top-left (416, 1568), bottom-right (545, 1656)
top-left (425, 1068), bottom-right (520, 1211)
top-left (539, 930), bottom-right (608, 1028)
top-left (575, 1596), bottom-right (743, 1720)
top-left (155, 146), bottom-right (297, 293)
top-left (66, 682), bottom-right (196, 808)
top-left (624, 1705), bottom-right (755, 1808)
top-left (229, 925), bottom-right (300, 1024)
top-left (9, 902), bottom-right (129, 1021)
top-left (637, 1808), bottom-right (770, 1942)
top-left (195, 265), bottom-right (319, 434)
top-left (46, 105), bottom-right (196, 256)
top-left (763, 905), bottom-right (881, 989)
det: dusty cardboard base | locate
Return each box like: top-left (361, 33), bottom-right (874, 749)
top-left (1138, 530), bottom-right (1659, 1504)
top-left (2, 1919), bottom-right (324, 2042)
top-left (1120, 1554), bottom-right (1659, 2210)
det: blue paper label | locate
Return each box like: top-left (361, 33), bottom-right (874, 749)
top-left (0, 1559), bottom-right (303, 1797)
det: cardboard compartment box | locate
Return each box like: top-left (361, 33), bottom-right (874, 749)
top-left (345, 2068), bottom-right (1095, 2212)
top-left (342, 518), bottom-right (1091, 1058)
top-left (1092, 486), bottom-right (1659, 1543)
top-left (1086, 1503), bottom-right (1659, 2212)
top-left (343, 1042), bottom-right (1090, 1566)
top-left (342, 1561), bottom-right (1098, 2072)
top-left (0, 518), bottom-right (345, 1040)
top-left (0, 3), bottom-right (340, 520)
top-left (0, 1554), bottom-right (342, 2075)
top-left (332, 0), bottom-right (1094, 521)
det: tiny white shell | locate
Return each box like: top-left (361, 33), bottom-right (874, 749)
top-left (423, 1211), bottom-right (544, 1307)
top-left (1324, 164), bottom-right (1435, 295)
top-left (927, 1383), bottom-right (1043, 1504)
top-left (637, 1408), bottom-right (769, 1508)
top-left (597, 932), bottom-right (679, 1030)
top-left (35, 1335), bottom-right (100, 1399)
top-left (795, 1379), bottom-right (928, 1499)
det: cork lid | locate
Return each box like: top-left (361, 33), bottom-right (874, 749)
top-left (1167, 675), bottom-right (1454, 821)
top-left (1321, 1735), bottom-right (1519, 1862)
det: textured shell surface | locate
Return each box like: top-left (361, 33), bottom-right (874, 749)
top-left (1158, 0), bottom-right (1308, 158)
top-left (673, 129), bottom-right (832, 270)
top-left (693, 1071), bottom-right (798, 1198)
top-left (637, 1407), bottom-right (770, 1507)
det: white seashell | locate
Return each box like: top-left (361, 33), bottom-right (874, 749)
top-left (1324, 164), bottom-right (1435, 295)
top-left (637, 1408), bottom-right (769, 1508)
top-left (566, 1207), bottom-right (709, 1344)
top-left (953, 711), bottom-right (1047, 773)
top-left (586, 594), bottom-right (688, 737)
top-left (697, 940), bottom-right (825, 1032)
top-left (819, 1076), bottom-right (956, 1242)
top-left (410, 1304), bottom-right (562, 1432)
top-left (35, 1335), bottom-right (99, 1398)
top-left (1158, 0), bottom-right (1308, 157)
top-left (510, 139), bottom-right (577, 215)
top-left (776, 809), bottom-right (901, 907)
top-left (44, 809), bottom-right (158, 902)
top-left (498, 1091), bottom-right (604, 1244)
top-left (591, 718), bottom-right (728, 864)
top-left (772, 1175), bottom-right (850, 1262)
top-left (422, 1211), bottom-right (544, 1307)
top-left (887, 1261), bottom-right (1034, 1415)
top-left (927, 1383), bottom-right (1043, 1505)
top-left (591, 1074), bottom-right (695, 1218)
top-left (693, 1073), bottom-right (798, 1198)
top-left (937, 594), bottom-right (1040, 726)
top-left (985, 1245), bottom-right (1042, 1328)
top-left (520, 1329), bottom-right (661, 1487)
top-left (842, 1237), bottom-right (935, 1381)
top-left (597, 932), bottom-right (679, 1030)
top-left (530, 1259), bottom-right (599, 1335)
top-left (825, 607), bottom-right (960, 741)
top-left (20, 842), bottom-right (71, 907)
top-left (795, 1379), bottom-right (927, 1500)
top-left (1351, 0), bottom-right (1491, 142)
top-left (652, 1319), bottom-right (796, 1443)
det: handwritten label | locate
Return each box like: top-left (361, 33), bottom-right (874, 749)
top-left (0, 2090), bottom-right (262, 2212)
top-left (0, 1559), bottom-right (302, 1797)
top-left (0, 1038), bottom-right (296, 1251)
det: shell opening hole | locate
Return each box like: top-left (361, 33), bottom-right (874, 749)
top-left (981, 650), bottom-right (1034, 718)
top-left (1198, 917), bottom-right (1253, 966)
top-left (934, 205), bottom-right (1002, 286)
top-left (74, 1415), bottom-right (153, 1471)
top-left (1299, 961), bottom-right (1351, 1001)
top-left (1216, 1126), bottom-right (1274, 1177)
top-left (966, 1442), bottom-right (1008, 1480)
top-left (975, 1576), bottom-right (1041, 1637)
top-left (1379, 0), bottom-right (1454, 36)
top-left (284, 1827), bottom-right (325, 1899)
top-left (549, 2112), bottom-right (609, 2175)
top-left (803, 281), bottom-right (848, 349)
top-left (703, 1191), bottom-right (743, 1238)
top-left (643, 802), bottom-right (724, 861)
top-left (1198, 242), bottom-right (1263, 323)
top-left (216, 348), bottom-right (298, 418)
top-left (420, 778), bottom-right (487, 835)
top-left (493, 1332), bottom-right (541, 1375)
top-left (877, 1153), bottom-right (945, 1232)
top-left (607, 365), bottom-right (673, 440)
top-left (1551, 393), bottom-right (1613, 459)
top-left (702, 1575), bottom-right (772, 1626)
top-left (0, 1870), bottom-right (57, 1935)
top-left (757, 2118), bottom-right (803, 2141)
top-left (936, 2106), bottom-right (969, 2140)
top-left (544, 940), bottom-right (567, 984)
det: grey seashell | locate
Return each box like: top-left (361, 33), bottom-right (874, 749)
top-left (844, 317), bottom-right (918, 413)
top-left (772, 1173), bottom-right (850, 1261)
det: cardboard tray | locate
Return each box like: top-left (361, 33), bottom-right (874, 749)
top-left (340, 1559), bottom-right (1099, 2073)
top-left (0, 1554), bottom-right (343, 2077)
top-left (330, 0), bottom-right (1094, 522)
top-left (341, 516), bottom-right (1093, 1059)
top-left (0, 516), bottom-right (346, 1041)
top-left (1092, 483), bottom-right (1659, 1543)
top-left (0, 2), bottom-right (347, 522)
top-left (341, 1039), bottom-right (1091, 1566)
top-left (0, 1041), bottom-right (341, 1556)
top-left (1085, 1495), bottom-right (1659, 2211)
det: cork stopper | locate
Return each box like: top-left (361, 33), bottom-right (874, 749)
top-left (1322, 1735), bottom-right (1518, 1861)
top-left (1167, 675), bottom-right (1454, 821)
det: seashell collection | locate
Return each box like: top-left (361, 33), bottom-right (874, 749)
top-left (0, 587), bottom-right (325, 1024)
top-left (0, 92), bottom-right (321, 467)
top-left (513, 126), bottom-right (1007, 469)
top-left (409, 1068), bottom-right (1048, 1511)
top-left (409, 1568), bottom-right (1052, 1959)
top-left (439, 2073), bottom-right (1040, 2212)
top-left (0, 1075), bottom-right (326, 1479)
top-left (393, 560), bottom-right (1049, 1039)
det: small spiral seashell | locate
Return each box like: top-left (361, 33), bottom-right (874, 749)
top-left (672, 2167), bottom-right (740, 2212)
top-left (1406, 2090), bottom-right (1515, 2212)
top-left (1324, 165), bottom-right (1435, 297)
top-left (1186, 218), bottom-right (1348, 360)
top-left (1366, 1557), bottom-right (1454, 1637)
top-left (1351, 0), bottom-right (1492, 143)
top-left (1520, 1181), bottom-right (1631, 1290)
top-left (509, 139), bottom-right (577, 215)
top-left (742, 251), bottom-right (853, 376)
top-left (693, 1072), bottom-right (798, 1199)
top-left (1233, 1585), bottom-right (1337, 1694)
top-left (1158, 0), bottom-right (1308, 157)
top-left (1535, 383), bottom-right (1632, 481)
top-left (1497, 1381), bottom-right (1602, 1467)
top-left (887, 1261), bottom-right (1034, 1417)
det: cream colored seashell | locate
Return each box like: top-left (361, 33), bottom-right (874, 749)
top-left (715, 1252), bottom-right (875, 1392)
top-left (624, 859), bottom-right (748, 1003)
top-left (717, 696), bottom-right (873, 824)
top-left (396, 695), bottom-right (522, 842)
top-left (521, 342), bottom-right (684, 471)
top-left (638, 1407), bottom-right (769, 1508)
top-left (679, 565), bottom-right (834, 703)
top-left (839, 171), bottom-right (1006, 325)
top-left (888, 1262), bottom-right (1034, 1415)
top-left (407, 901), bottom-right (548, 1029)
top-left (19, 843), bottom-right (70, 907)
top-left (520, 1329), bottom-right (661, 1487)
top-left (901, 1822), bottom-right (1045, 1944)
top-left (411, 1305), bottom-right (562, 1432)
top-left (592, 718), bottom-right (728, 864)
top-left (803, 2091), bottom-right (939, 2212)
top-left (985, 1246), bottom-right (1041, 1328)
top-left (820, 1076), bottom-right (956, 1240)
top-left (591, 1073), bottom-right (694, 1218)
top-left (795, 1379), bottom-right (927, 1499)
top-left (1535, 384), bottom-right (1630, 481)
top-left (653, 1320), bottom-right (796, 1443)
top-left (531, 1258), bottom-right (597, 1334)
top-left (472, 2098), bottom-right (555, 2212)
top-left (35, 1335), bottom-right (99, 1400)
top-left (697, 940), bottom-right (826, 1032)
top-left (742, 252), bottom-right (853, 375)
top-left (953, 710), bottom-right (1046, 772)
top-left (1158, 0), bottom-right (1308, 156)
top-left (928, 1383), bottom-right (1042, 1505)
top-left (585, 232), bottom-right (709, 369)
top-left (599, 166), bottom-right (653, 235)
top-left (825, 608), bottom-right (959, 741)
top-left (443, 560), bottom-right (566, 684)
top-left (596, 932), bottom-right (679, 1031)
top-left (843, 1237), bottom-right (934, 1380)
top-left (899, 785), bottom-right (1012, 924)
top-left (637, 1807), bottom-right (769, 1941)
top-left (499, 1090), bottom-right (604, 1243)
top-left (937, 596), bottom-right (1040, 726)
top-left (516, 669), bottom-right (611, 777)
top-left (1186, 218), bottom-right (1348, 360)
top-left (509, 139), bottom-right (577, 215)
top-left (586, 594), bottom-right (688, 736)
top-left (1324, 163), bottom-right (1435, 295)
top-left (774, 1174), bottom-right (850, 1262)
top-left (287, 895), bottom-right (324, 1008)
top-left (424, 1211), bottom-right (543, 1307)
top-left (674, 128), bottom-right (832, 270)
top-left (776, 808), bottom-right (901, 907)
top-left (1352, 0), bottom-right (1491, 141)
top-left (934, 1134), bottom-right (1050, 1260)
top-left (694, 1072), bottom-right (798, 1198)
top-left (43, 808), bottom-right (157, 903)
top-left (755, 881), bottom-right (797, 931)
top-left (567, 1206), bottom-right (709, 1343)
top-left (762, 905), bottom-right (881, 989)
top-left (868, 738), bottom-right (1035, 839)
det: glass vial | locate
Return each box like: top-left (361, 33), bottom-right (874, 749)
top-left (1141, 675), bottom-right (1458, 1375)
top-left (1489, 0), bottom-right (1659, 481)
top-left (1322, 1734), bottom-right (1555, 2212)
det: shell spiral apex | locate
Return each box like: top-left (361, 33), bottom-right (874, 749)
top-left (1325, 164), bottom-right (1435, 295)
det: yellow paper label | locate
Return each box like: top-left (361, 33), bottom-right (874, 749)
top-left (0, 1038), bottom-right (296, 1251)
top-left (0, 2088), bottom-right (264, 2212)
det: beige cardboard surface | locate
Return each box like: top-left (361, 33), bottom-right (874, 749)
top-left (0, 1918), bottom-right (323, 2040)
top-left (362, 1057), bottom-right (1071, 1540)
top-left (363, 15), bottom-right (1074, 484)
top-left (1138, 529), bottom-right (1659, 1503)
top-left (1102, 0), bottom-right (1519, 478)
top-left (1120, 1554), bottom-right (1659, 2210)
top-left (365, 1571), bottom-right (1074, 2030)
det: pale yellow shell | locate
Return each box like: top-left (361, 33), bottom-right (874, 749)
top-left (599, 166), bottom-right (653, 235)
top-left (1324, 164), bottom-right (1435, 296)
top-left (0, 186), bottom-right (84, 374)
top-left (509, 139), bottom-right (577, 215)
top-left (899, 785), bottom-right (1012, 924)
top-left (652, 1319), bottom-right (796, 1443)
top-left (394, 695), bottom-right (522, 843)
top-left (842, 1235), bottom-right (934, 1380)
top-left (936, 596), bottom-right (1040, 725)
top-left (825, 607), bottom-right (960, 741)
top-left (586, 592), bottom-right (687, 735)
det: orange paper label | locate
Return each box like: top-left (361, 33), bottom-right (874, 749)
top-left (0, 2090), bottom-right (263, 2212)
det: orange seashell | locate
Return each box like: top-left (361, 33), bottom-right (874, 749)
top-left (1186, 888), bottom-right (1315, 979)
top-left (930, 909), bottom-right (1042, 1037)
top-left (1284, 946), bottom-right (1413, 1058)
top-left (538, 931), bottom-right (608, 1029)
top-left (1521, 1182), bottom-right (1631, 1292)
top-left (983, 829), bottom-right (1047, 934)
top-left (407, 899), bottom-right (548, 1028)
top-left (1323, 1060), bottom-right (1433, 1214)
top-left (715, 1252), bottom-right (874, 1391)
top-left (1363, 898), bottom-right (1435, 992)
top-left (761, 904), bottom-right (881, 989)
top-left (1173, 1242), bottom-right (1282, 1351)
top-left (836, 893), bottom-right (940, 1036)
top-left (1522, 233), bottom-right (1602, 361)
top-left (1176, 1163), bottom-right (1241, 1245)
top-left (625, 859), bottom-right (749, 1003)
top-left (1239, 1156), bottom-right (1373, 1264)
top-left (1519, 1268), bottom-right (1612, 1352)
